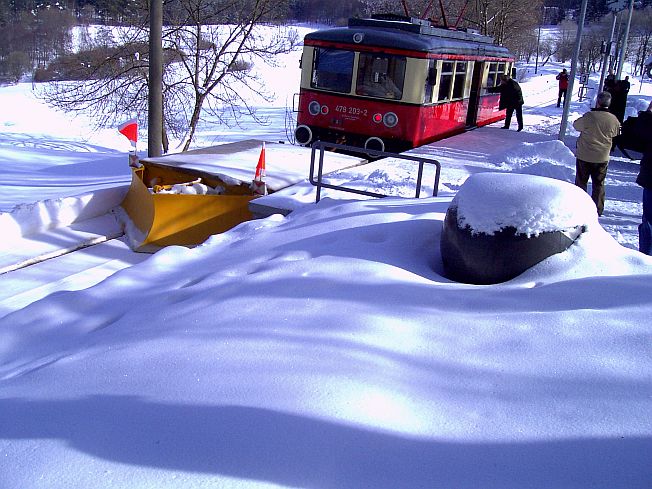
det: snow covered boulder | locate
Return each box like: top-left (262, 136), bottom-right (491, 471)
top-left (440, 172), bottom-right (598, 284)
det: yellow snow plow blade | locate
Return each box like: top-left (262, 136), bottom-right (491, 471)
top-left (120, 164), bottom-right (257, 253)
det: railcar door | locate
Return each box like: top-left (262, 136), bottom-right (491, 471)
top-left (465, 61), bottom-right (484, 127)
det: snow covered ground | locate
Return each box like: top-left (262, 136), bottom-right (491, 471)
top-left (1, 27), bottom-right (651, 488)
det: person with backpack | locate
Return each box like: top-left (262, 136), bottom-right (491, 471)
top-left (556, 69), bottom-right (569, 107)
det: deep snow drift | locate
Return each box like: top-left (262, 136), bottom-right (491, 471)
top-left (1, 25), bottom-right (651, 488)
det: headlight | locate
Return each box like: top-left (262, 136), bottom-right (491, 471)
top-left (383, 112), bottom-right (398, 128)
top-left (308, 101), bottom-right (321, 116)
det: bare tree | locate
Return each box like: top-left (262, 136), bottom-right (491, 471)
top-left (5, 51), bottom-right (32, 82)
top-left (463, 0), bottom-right (534, 44)
top-left (537, 38), bottom-right (557, 67)
top-left (1, 4), bottom-right (73, 80)
top-left (505, 25), bottom-right (538, 62)
top-left (628, 6), bottom-right (652, 76)
top-left (360, 0), bottom-right (543, 47)
top-left (553, 19), bottom-right (576, 63)
top-left (165, 0), bottom-right (299, 149)
top-left (38, 0), bottom-right (298, 152)
top-left (577, 25), bottom-right (604, 74)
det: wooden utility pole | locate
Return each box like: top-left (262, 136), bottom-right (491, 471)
top-left (148, 0), bottom-right (163, 157)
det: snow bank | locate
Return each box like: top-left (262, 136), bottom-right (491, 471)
top-left (501, 140), bottom-right (576, 182)
top-left (0, 186), bottom-right (128, 241)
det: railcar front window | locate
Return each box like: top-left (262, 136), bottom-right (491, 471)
top-left (356, 53), bottom-right (406, 100)
top-left (311, 48), bottom-right (354, 93)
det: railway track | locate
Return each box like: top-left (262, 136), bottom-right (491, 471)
top-left (0, 230), bottom-right (125, 276)
top-left (0, 217), bottom-right (149, 319)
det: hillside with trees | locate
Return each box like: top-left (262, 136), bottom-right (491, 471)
top-left (1, 0), bottom-right (651, 150)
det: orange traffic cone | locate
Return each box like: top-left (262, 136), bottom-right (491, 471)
top-left (251, 142), bottom-right (267, 196)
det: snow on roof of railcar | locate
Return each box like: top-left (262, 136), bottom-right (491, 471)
top-left (304, 16), bottom-right (513, 59)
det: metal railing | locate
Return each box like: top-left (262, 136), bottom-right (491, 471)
top-left (309, 141), bottom-right (441, 203)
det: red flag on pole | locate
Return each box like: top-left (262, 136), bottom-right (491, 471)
top-left (254, 142), bottom-right (266, 181)
top-left (251, 142), bottom-right (267, 196)
top-left (118, 118), bottom-right (138, 146)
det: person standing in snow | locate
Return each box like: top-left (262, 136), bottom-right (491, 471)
top-left (605, 71), bottom-right (616, 91)
top-left (607, 77), bottom-right (629, 123)
top-left (632, 101), bottom-right (652, 254)
top-left (556, 68), bottom-right (569, 107)
top-left (488, 73), bottom-right (524, 131)
top-left (572, 91), bottom-right (621, 216)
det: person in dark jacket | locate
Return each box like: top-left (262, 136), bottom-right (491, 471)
top-left (622, 76), bottom-right (631, 95)
top-left (607, 79), bottom-right (629, 123)
top-left (488, 74), bottom-right (524, 131)
top-left (632, 101), bottom-right (652, 254)
top-left (556, 68), bottom-right (569, 107)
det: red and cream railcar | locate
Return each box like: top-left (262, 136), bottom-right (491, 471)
top-left (294, 15), bottom-right (515, 153)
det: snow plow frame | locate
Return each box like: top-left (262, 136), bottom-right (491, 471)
top-left (120, 163), bottom-right (256, 253)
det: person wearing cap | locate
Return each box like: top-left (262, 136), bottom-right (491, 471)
top-left (572, 91), bottom-right (621, 216)
top-left (556, 68), bottom-right (569, 107)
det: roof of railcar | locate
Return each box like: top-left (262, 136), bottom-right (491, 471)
top-left (304, 17), bottom-right (513, 59)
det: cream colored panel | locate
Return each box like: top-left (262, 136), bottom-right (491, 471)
top-left (464, 62), bottom-right (473, 98)
top-left (402, 57), bottom-right (429, 104)
top-left (350, 53), bottom-right (360, 96)
top-left (480, 62), bottom-right (490, 95)
top-left (300, 46), bottom-right (314, 89)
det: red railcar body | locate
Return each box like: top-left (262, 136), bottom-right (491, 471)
top-left (295, 15), bottom-right (514, 153)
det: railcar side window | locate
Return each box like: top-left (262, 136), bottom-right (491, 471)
top-left (486, 62), bottom-right (498, 88)
top-left (356, 53), bottom-right (406, 100)
top-left (424, 59), bottom-right (437, 103)
top-left (437, 61), bottom-right (454, 101)
top-left (311, 48), bottom-right (354, 93)
top-left (452, 62), bottom-right (467, 99)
